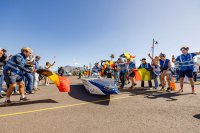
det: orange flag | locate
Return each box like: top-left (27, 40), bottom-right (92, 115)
top-left (37, 69), bottom-right (70, 92)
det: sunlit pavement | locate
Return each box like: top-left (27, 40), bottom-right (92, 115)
top-left (0, 76), bottom-right (200, 133)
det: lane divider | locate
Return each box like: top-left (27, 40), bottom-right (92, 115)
top-left (0, 95), bottom-right (132, 118)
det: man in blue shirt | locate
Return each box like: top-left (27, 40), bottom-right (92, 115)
top-left (127, 59), bottom-right (137, 89)
top-left (173, 46), bottom-right (200, 94)
top-left (3, 47), bottom-right (35, 105)
top-left (117, 58), bottom-right (128, 89)
top-left (138, 58), bottom-right (153, 88)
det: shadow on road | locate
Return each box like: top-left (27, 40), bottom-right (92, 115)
top-left (0, 99), bottom-right (58, 107)
top-left (69, 85), bottom-right (110, 106)
top-left (119, 87), bottom-right (191, 101)
top-left (193, 114), bottom-right (200, 119)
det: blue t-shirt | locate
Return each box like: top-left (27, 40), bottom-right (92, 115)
top-left (34, 60), bottom-right (40, 70)
top-left (159, 59), bottom-right (170, 70)
top-left (176, 53), bottom-right (196, 71)
top-left (128, 61), bottom-right (136, 70)
top-left (139, 63), bottom-right (151, 69)
top-left (118, 63), bottom-right (128, 73)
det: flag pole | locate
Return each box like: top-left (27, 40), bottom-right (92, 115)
top-left (152, 38), bottom-right (155, 59)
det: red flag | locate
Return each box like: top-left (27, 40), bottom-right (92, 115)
top-left (57, 76), bottom-right (70, 92)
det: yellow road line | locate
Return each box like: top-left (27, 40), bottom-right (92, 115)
top-left (0, 95), bottom-right (132, 118)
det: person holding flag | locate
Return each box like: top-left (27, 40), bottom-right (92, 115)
top-left (127, 59), bottom-right (137, 89)
top-left (138, 58), bottom-right (153, 89)
top-left (44, 61), bottom-right (55, 85)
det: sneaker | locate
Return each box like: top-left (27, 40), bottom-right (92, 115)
top-left (20, 97), bottom-right (29, 101)
top-left (13, 91), bottom-right (20, 95)
top-left (177, 89), bottom-right (183, 93)
top-left (192, 90), bottom-right (197, 94)
top-left (29, 91), bottom-right (35, 94)
top-left (1, 91), bottom-right (6, 96)
top-left (119, 86), bottom-right (124, 89)
top-left (166, 87), bottom-right (172, 92)
top-left (4, 100), bottom-right (12, 106)
top-left (129, 86), bottom-right (134, 89)
top-left (160, 87), bottom-right (165, 91)
top-left (0, 94), bottom-right (4, 98)
top-left (26, 91), bottom-right (35, 94)
top-left (33, 88), bottom-right (38, 91)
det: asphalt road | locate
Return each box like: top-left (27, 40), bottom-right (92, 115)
top-left (0, 76), bottom-right (200, 133)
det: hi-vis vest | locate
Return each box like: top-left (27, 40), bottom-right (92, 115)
top-left (4, 53), bottom-right (26, 75)
top-left (178, 53), bottom-right (194, 70)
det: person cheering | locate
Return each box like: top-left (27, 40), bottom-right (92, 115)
top-left (172, 46), bottom-right (200, 94)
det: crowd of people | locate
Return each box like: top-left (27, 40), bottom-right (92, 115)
top-left (0, 46), bottom-right (199, 105)
top-left (0, 47), bottom-right (56, 105)
top-left (88, 46), bottom-right (200, 94)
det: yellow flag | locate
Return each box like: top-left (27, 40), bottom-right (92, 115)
top-left (138, 68), bottom-right (151, 81)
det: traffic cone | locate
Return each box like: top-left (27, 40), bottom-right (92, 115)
top-left (170, 77), bottom-right (176, 91)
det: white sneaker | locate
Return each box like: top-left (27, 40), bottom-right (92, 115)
top-left (1, 91), bottom-right (6, 95)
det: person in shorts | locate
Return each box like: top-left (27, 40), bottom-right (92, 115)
top-left (3, 47), bottom-right (35, 105)
top-left (172, 46), bottom-right (200, 94)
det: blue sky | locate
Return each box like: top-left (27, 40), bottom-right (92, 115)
top-left (0, 0), bottom-right (200, 70)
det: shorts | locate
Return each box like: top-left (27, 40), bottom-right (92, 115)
top-left (129, 72), bottom-right (135, 77)
top-left (3, 70), bottom-right (24, 84)
top-left (179, 70), bottom-right (193, 78)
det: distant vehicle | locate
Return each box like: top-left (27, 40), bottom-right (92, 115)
top-left (64, 71), bottom-right (72, 76)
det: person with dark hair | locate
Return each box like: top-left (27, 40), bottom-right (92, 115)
top-left (127, 59), bottom-right (137, 89)
top-left (58, 67), bottom-right (65, 76)
top-left (44, 61), bottom-right (55, 85)
top-left (138, 58), bottom-right (153, 89)
top-left (104, 64), bottom-right (112, 78)
top-left (113, 62), bottom-right (119, 82)
top-left (159, 53), bottom-right (172, 92)
top-left (172, 46), bottom-right (200, 94)
top-left (33, 56), bottom-right (41, 91)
